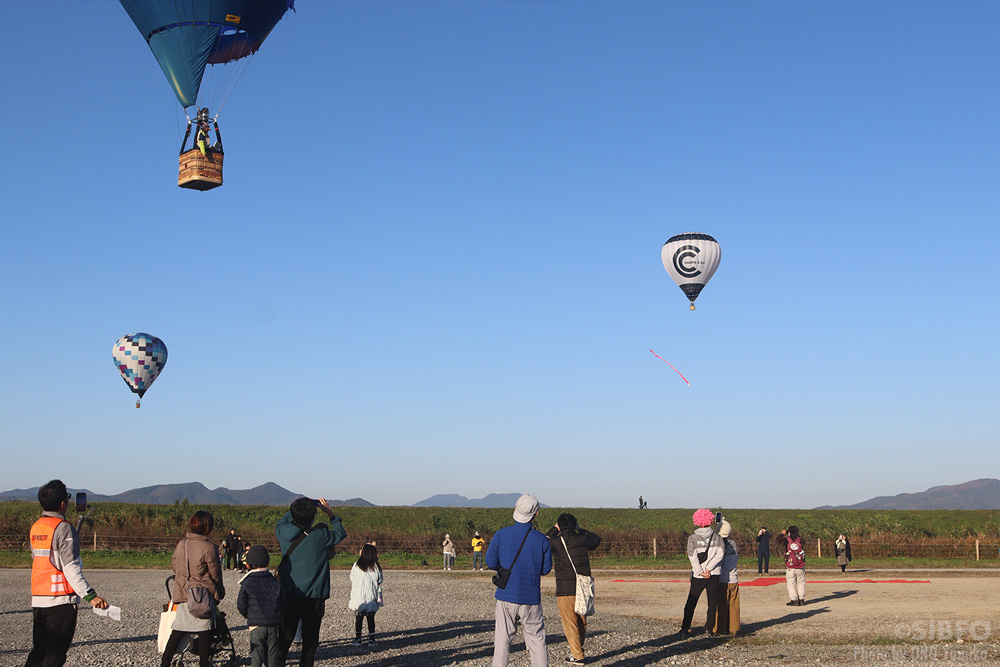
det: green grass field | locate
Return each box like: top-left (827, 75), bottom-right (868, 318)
top-left (3, 500), bottom-right (998, 568)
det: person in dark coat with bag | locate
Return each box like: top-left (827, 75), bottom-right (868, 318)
top-left (238, 545), bottom-right (283, 667)
top-left (545, 514), bottom-right (601, 664)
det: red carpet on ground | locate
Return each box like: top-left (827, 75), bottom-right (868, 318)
top-left (611, 577), bottom-right (931, 586)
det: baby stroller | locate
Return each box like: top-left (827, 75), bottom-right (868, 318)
top-left (161, 575), bottom-right (237, 666)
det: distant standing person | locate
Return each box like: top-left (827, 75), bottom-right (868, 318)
top-left (348, 544), bottom-right (383, 646)
top-left (835, 534), bottom-right (852, 572)
top-left (486, 494), bottom-right (552, 667)
top-left (638, 496), bottom-right (644, 509)
top-left (237, 545), bottom-right (283, 667)
top-left (274, 497), bottom-right (347, 667)
top-left (756, 527), bottom-right (771, 574)
top-left (26, 479), bottom-right (110, 667)
top-left (442, 534), bottom-right (456, 571)
top-left (224, 529), bottom-right (242, 571)
top-left (161, 510), bottom-right (224, 667)
top-left (679, 508), bottom-right (724, 639)
top-left (714, 520), bottom-right (740, 635)
top-left (545, 513), bottom-right (601, 664)
top-left (777, 525), bottom-right (806, 606)
top-left (472, 532), bottom-right (486, 571)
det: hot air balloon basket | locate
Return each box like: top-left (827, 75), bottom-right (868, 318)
top-left (178, 149), bottom-right (224, 190)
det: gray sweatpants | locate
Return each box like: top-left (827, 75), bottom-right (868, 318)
top-left (493, 600), bottom-right (548, 667)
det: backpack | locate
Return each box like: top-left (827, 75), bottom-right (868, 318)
top-left (784, 535), bottom-right (805, 568)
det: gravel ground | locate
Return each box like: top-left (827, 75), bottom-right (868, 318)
top-left (0, 568), bottom-right (997, 666)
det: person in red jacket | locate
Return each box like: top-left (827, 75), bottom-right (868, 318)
top-left (27, 479), bottom-right (109, 667)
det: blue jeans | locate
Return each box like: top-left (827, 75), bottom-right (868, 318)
top-left (473, 552), bottom-right (485, 569)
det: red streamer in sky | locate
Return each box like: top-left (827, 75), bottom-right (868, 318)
top-left (649, 349), bottom-right (690, 386)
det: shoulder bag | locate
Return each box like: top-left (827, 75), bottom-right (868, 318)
top-left (492, 526), bottom-right (531, 589)
top-left (560, 535), bottom-right (595, 616)
top-left (277, 527), bottom-right (312, 580)
top-left (184, 539), bottom-right (216, 619)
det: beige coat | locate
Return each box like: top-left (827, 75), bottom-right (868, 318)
top-left (170, 532), bottom-right (225, 603)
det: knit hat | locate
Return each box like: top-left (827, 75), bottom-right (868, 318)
top-left (513, 494), bottom-right (540, 523)
top-left (692, 508), bottom-right (715, 527)
top-left (245, 544), bottom-right (270, 569)
top-left (718, 520), bottom-right (732, 538)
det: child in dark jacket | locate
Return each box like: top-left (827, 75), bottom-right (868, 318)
top-left (237, 545), bottom-right (284, 667)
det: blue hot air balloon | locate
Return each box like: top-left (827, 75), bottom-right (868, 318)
top-left (113, 333), bottom-right (168, 407)
top-left (119, 0), bottom-right (295, 110)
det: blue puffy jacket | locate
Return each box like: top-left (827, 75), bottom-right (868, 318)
top-left (237, 570), bottom-right (283, 626)
top-left (485, 522), bottom-right (551, 605)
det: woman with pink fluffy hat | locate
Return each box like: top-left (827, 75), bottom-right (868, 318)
top-left (678, 509), bottom-right (725, 639)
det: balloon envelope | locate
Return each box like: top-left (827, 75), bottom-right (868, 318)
top-left (113, 333), bottom-right (168, 399)
top-left (119, 0), bottom-right (295, 108)
top-left (661, 233), bottom-right (721, 307)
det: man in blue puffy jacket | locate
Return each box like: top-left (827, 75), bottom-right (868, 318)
top-left (485, 494), bottom-right (552, 667)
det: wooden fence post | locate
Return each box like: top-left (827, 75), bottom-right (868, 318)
top-left (93, 531), bottom-right (97, 552)
top-left (817, 538), bottom-right (821, 559)
top-left (653, 538), bottom-right (657, 557)
top-left (976, 540), bottom-right (980, 561)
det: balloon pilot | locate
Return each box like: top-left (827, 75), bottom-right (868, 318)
top-left (180, 108), bottom-right (224, 157)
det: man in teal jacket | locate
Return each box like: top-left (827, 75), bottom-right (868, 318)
top-left (274, 497), bottom-right (347, 667)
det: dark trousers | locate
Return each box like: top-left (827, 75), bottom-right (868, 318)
top-left (354, 611), bottom-right (375, 638)
top-left (225, 551), bottom-right (237, 570)
top-left (681, 574), bottom-right (719, 632)
top-left (249, 625), bottom-right (280, 667)
top-left (26, 604), bottom-right (77, 667)
top-left (276, 597), bottom-right (325, 667)
top-left (160, 629), bottom-right (211, 667)
top-left (758, 552), bottom-right (770, 573)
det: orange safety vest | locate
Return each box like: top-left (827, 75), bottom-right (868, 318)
top-left (30, 516), bottom-right (72, 596)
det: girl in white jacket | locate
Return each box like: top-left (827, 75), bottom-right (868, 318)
top-left (349, 544), bottom-right (383, 647)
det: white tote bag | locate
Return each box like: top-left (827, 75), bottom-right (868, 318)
top-left (158, 602), bottom-right (190, 654)
top-left (560, 536), bottom-right (595, 616)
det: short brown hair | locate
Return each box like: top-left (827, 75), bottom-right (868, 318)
top-left (189, 510), bottom-right (214, 535)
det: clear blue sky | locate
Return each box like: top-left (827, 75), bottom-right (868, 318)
top-left (1, 1), bottom-right (997, 509)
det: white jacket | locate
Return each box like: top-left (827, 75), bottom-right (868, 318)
top-left (348, 563), bottom-right (383, 613)
top-left (686, 527), bottom-right (724, 577)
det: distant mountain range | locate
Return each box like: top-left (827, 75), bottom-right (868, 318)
top-left (0, 482), bottom-right (374, 507)
top-left (411, 493), bottom-right (551, 508)
top-left (816, 478), bottom-right (1000, 510)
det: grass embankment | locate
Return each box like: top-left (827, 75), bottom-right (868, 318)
top-left (2, 501), bottom-right (998, 569)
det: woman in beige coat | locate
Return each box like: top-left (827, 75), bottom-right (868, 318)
top-left (161, 511), bottom-right (225, 667)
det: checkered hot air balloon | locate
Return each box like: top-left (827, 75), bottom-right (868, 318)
top-left (113, 333), bottom-right (168, 407)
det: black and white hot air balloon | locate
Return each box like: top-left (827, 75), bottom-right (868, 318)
top-left (661, 233), bottom-right (721, 310)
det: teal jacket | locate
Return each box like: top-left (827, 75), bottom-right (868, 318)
top-left (275, 511), bottom-right (347, 599)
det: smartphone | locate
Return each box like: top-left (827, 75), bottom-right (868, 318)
top-left (75, 492), bottom-right (87, 513)
top-left (311, 499), bottom-right (321, 507)
top-left (715, 511), bottom-right (723, 524)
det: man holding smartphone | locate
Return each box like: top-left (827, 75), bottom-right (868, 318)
top-left (26, 479), bottom-right (109, 667)
top-left (274, 497), bottom-right (347, 667)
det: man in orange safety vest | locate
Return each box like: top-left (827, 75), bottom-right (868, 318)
top-left (26, 479), bottom-right (109, 666)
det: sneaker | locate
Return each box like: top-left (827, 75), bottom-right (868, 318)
top-left (566, 657), bottom-right (585, 664)
top-left (798, 599), bottom-right (805, 606)
top-left (365, 640), bottom-right (377, 647)
top-left (678, 629), bottom-right (690, 639)
top-left (352, 639), bottom-right (363, 646)
top-left (786, 600), bottom-right (798, 606)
